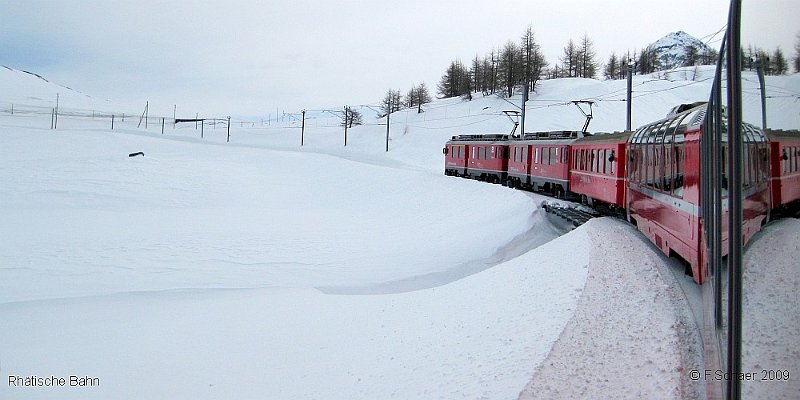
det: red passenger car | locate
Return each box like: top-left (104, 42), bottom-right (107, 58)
top-left (444, 134), bottom-right (509, 184)
top-left (507, 131), bottom-right (579, 197)
top-left (569, 131), bottom-right (631, 210)
top-left (627, 105), bottom-right (769, 283)
top-left (766, 129), bottom-right (800, 213)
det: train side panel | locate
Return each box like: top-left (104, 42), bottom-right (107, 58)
top-left (569, 133), bottom-right (630, 208)
top-left (767, 131), bottom-right (800, 209)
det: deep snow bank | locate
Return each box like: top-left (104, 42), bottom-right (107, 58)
top-left (519, 218), bottom-right (701, 400)
top-left (0, 207), bottom-right (592, 400)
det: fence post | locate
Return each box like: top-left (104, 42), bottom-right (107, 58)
top-left (112, 114), bottom-right (115, 130)
top-left (161, 117), bottom-right (165, 134)
top-left (227, 116), bottom-right (231, 143)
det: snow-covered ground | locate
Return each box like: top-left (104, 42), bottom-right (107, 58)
top-left (1, 65), bottom-right (798, 399)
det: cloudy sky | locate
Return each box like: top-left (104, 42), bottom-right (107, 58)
top-left (1, 0), bottom-right (797, 118)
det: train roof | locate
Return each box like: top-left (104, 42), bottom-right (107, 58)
top-left (448, 134), bottom-right (509, 143)
top-left (448, 131), bottom-right (583, 144)
top-left (631, 103), bottom-right (707, 145)
top-left (572, 131), bottom-right (633, 145)
top-left (765, 129), bottom-right (800, 142)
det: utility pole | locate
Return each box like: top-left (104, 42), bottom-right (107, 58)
top-left (626, 59), bottom-right (634, 131)
top-left (520, 79), bottom-right (528, 137)
top-left (54, 93), bottom-right (59, 129)
top-left (344, 105), bottom-right (349, 146)
top-left (301, 110), bottom-right (306, 146)
top-left (385, 100), bottom-right (391, 152)
top-left (755, 57), bottom-right (767, 129)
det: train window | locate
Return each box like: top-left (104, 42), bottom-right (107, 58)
top-left (598, 149), bottom-right (605, 173)
top-left (721, 145), bottom-right (728, 192)
top-left (744, 145), bottom-right (753, 188)
top-left (534, 147), bottom-right (540, 164)
top-left (542, 147), bottom-right (550, 164)
top-left (610, 149), bottom-right (616, 175)
top-left (478, 147), bottom-right (485, 160)
top-left (664, 144), bottom-right (673, 193)
top-left (673, 145), bottom-right (684, 198)
top-left (551, 148), bottom-right (558, 165)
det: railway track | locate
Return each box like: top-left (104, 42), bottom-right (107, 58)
top-left (540, 201), bottom-right (601, 228)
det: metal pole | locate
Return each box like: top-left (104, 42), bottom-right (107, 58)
top-left (161, 117), bottom-right (165, 135)
top-left (726, 1), bottom-right (744, 398)
top-left (385, 101), bottom-right (390, 152)
top-left (626, 61), bottom-right (634, 131)
top-left (344, 106), bottom-right (348, 146)
top-left (301, 110), bottom-right (306, 146)
top-left (227, 116), bottom-right (231, 142)
top-left (201, 119), bottom-right (204, 138)
top-left (520, 79), bottom-right (528, 137)
top-left (54, 93), bottom-right (59, 129)
top-left (755, 59), bottom-right (767, 129)
top-left (112, 114), bottom-right (115, 130)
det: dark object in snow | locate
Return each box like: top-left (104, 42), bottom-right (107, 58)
top-left (128, 152), bottom-right (145, 157)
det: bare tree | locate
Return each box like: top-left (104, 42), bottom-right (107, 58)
top-left (341, 108), bottom-right (363, 128)
top-left (380, 89), bottom-right (402, 117)
top-left (561, 39), bottom-right (578, 77)
top-left (521, 25), bottom-right (547, 91)
top-left (437, 60), bottom-right (470, 98)
top-left (578, 34), bottom-right (598, 78)
top-left (604, 52), bottom-right (620, 80)
top-left (499, 41), bottom-right (523, 97)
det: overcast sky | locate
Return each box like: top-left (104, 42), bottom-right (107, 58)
top-left (1, 0), bottom-right (797, 118)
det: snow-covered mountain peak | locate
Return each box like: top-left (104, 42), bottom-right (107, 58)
top-left (646, 31), bottom-right (712, 68)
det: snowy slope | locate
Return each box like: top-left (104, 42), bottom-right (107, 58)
top-left (1, 66), bottom-right (799, 399)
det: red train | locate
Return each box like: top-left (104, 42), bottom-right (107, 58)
top-left (443, 103), bottom-right (800, 284)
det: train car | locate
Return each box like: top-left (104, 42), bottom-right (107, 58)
top-left (627, 104), bottom-right (769, 283)
top-left (506, 131), bottom-right (580, 197)
top-left (766, 129), bottom-right (800, 214)
top-left (569, 131), bottom-right (631, 211)
top-left (443, 134), bottom-right (509, 184)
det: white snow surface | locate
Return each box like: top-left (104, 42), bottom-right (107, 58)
top-left (1, 65), bottom-right (798, 399)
